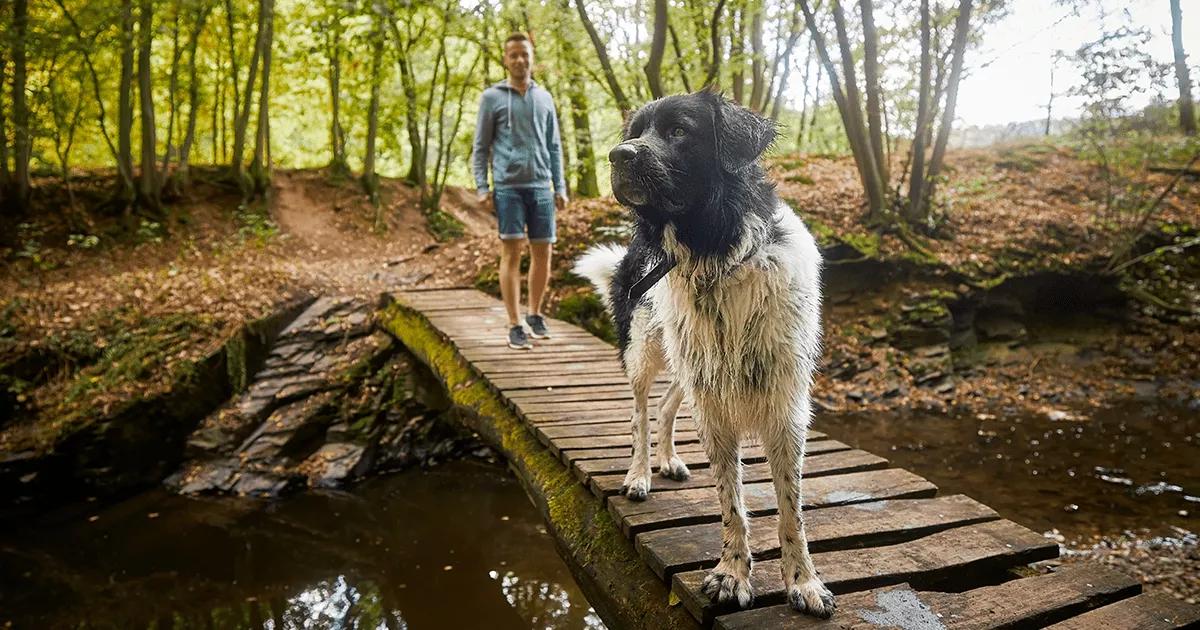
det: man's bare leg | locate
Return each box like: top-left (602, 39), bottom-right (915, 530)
top-left (528, 241), bottom-right (552, 317)
top-left (500, 238), bottom-right (525, 326)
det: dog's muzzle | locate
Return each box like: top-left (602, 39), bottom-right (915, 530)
top-left (609, 143), bottom-right (650, 206)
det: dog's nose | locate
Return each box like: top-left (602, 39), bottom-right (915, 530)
top-left (609, 143), bottom-right (638, 167)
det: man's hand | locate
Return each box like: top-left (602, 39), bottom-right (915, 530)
top-left (555, 192), bottom-right (568, 211)
top-left (477, 191), bottom-right (493, 213)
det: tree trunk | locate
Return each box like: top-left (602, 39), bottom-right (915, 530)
top-left (749, 5), bottom-right (766, 111)
top-left (924, 0), bottom-right (973, 211)
top-left (575, 0), bottom-right (632, 112)
top-left (668, 24), bottom-right (692, 93)
top-left (162, 1), bottom-right (182, 183)
top-left (119, 0), bottom-right (136, 205)
top-left (796, 38), bottom-right (814, 146)
top-left (830, 0), bottom-right (886, 218)
top-left (644, 0), bottom-right (667, 99)
top-left (137, 0), bottom-right (161, 212)
top-left (250, 0), bottom-right (273, 196)
top-left (703, 0), bottom-right (727, 88)
top-left (362, 13), bottom-right (384, 206)
top-left (906, 0), bottom-right (932, 223)
top-left (1, 27), bottom-right (10, 197)
top-left (860, 0), bottom-right (887, 184)
top-left (1171, 0), bottom-right (1196, 135)
top-left (179, 4), bottom-right (212, 189)
top-left (731, 8), bottom-right (745, 104)
top-left (396, 47), bottom-right (424, 187)
top-left (10, 0), bottom-right (29, 211)
top-left (1045, 55), bottom-right (1055, 136)
top-left (223, 0), bottom-right (239, 164)
top-left (326, 8), bottom-right (349, 175)
top-left (232, 0), bottom-right (265, 185)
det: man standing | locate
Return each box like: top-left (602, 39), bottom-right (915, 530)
top-left (473, 33), bottom-right (568, 350)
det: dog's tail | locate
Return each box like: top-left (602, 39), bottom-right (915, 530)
top-left (572, 243), bottom-right (626, 311)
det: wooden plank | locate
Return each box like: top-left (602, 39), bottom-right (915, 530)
top-left (638, 494), bottom-right (998, 579)
top-left (548, 431), bottom-right (703, 457)
top-left (476, 362), bottom-right (624, 377)
top-left (609, 464), bottom-right (925, 537)
top-left (1044, 592), bottom-right (1200, 630)
top-left (571, 438), bottom-right (848, 477)
top-left (714, 563), bottom-right (1142, 629)
top-left (519, 398), bottom-right (658, 415)
top-left (504, 387), bottom-right (664, 405)
top-left (492, 374), bottom-right (666, 390)
top-left (559, 431), bottom-right (830, 462)
top-left (539, 418), bottom-right (699, 441)
top-left (462, 347), bottom-right (620, 361)
top-left (473, 355), bottom-right (620, 370)
top-left (672, 519), bottom-right (1060, 626)
top-left (572, 445), bottom-right (771, 483)
top-left (594, 446), bottom-right (881, 498)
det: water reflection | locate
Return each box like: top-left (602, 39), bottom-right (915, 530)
top-left (1, 460), bottom-right (605, 629)
top-left (816, 400), bottom-right (1198, 541)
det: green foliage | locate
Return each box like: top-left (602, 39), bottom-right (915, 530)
top-left (136, 219), bottom-right (166, 245)
top-left (474, 263), bottom-right (499, 296)
top-left (234, 204), bottom-right (279, 244)
top-left (555, 291), bottom-right (616, 344)
top-left (425, 209), bottom-right (465, 242)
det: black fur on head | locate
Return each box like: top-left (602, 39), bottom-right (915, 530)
top-left (608, 89), bottom-right (779, 259)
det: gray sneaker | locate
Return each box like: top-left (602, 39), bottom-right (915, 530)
top-left (508, 325), bottom-right (533, 350)
top-left (525, 314), bottom-right (550, 339)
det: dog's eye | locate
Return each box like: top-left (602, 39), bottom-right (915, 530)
top-left (670, 127), bottom-right (686, 138)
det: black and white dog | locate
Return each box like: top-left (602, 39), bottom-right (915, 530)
top-left (573, 90), bottom-right (834, 618)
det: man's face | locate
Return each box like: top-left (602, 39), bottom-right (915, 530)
top-left (503, 40), bottom-right (533, 82)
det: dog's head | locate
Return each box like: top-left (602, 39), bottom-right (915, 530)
top-left (608, 90), bottom-right (777, 223)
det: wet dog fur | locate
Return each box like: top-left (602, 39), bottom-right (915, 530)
top-left (573, 90), bottom-right (835, 618)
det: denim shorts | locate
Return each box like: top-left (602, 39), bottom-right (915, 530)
top-left (494, 187), bottom-right (556, 243)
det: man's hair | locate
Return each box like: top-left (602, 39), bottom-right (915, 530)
top-left (504, 32), bottom-right (533, 48)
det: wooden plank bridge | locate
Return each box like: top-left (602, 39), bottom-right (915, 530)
top-left (382, 287), bottom-right (1200, 630)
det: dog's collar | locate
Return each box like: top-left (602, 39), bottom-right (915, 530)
top-left (628, 255), bottom-right (677, 303)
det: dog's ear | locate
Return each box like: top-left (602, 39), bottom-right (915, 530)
top-left (703, 90), bottom-right (777, 173)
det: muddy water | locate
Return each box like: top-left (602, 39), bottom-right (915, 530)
top-left (0, 460), bottom-right (604, 629)
top-left (816, 400), bottom-right (1199, 541)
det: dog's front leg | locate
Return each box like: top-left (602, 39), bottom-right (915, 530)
top-left (699, 419), bottom-right (754, 608)
top-left (655, 381), bottom-right (690, 481)
top-left (620, 371), bottom-right (655, 500)
top-left (765, 405), bottom-right (835, 618)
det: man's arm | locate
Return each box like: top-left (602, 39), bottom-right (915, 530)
top-left (472, 91), bottom-right (494, 196)
top-left (545, 98), bottom-right (567, 198)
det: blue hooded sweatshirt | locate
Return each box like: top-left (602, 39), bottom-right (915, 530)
top-left (472, 79), bottom-right (566, 195)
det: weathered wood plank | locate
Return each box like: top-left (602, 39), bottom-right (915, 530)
top-left (573, 445), bottom-right (771, 483)
top-left (594, 447), bottom-right (882, 498)
top-left (673, 519), bottom-right (1060, 625)
top-left (1043, 591), bottom-right (1200, 630)
top-left (571, 438), bottom-right (848, 477)
top-left (518, 397), bottom-right (662, 415)
top-left (504, 385), bottom-right (672, 404)
top-left (639, 495), bottom-right (999, 579)
top-left (714, 562), bottom-right (1142, 629)
top-left (540, 418), bottom-right (699, 441)
top-left (608, 465), bottom-right (926, 537)
top-left (548, 431), bottom-right (703, 457)
top-left (476, 362), bottom-right (625, 377)
top-left (493, 373), bottom-right (669, 390)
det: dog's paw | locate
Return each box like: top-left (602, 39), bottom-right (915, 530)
top-left (701, 569), bottom-right (754, 609)
top-left (787, 578), bottom-right (835, 619)
top-left (657, 456), bottom-right (691, 481)
top-left (621, 471), bottom-right (651, 501)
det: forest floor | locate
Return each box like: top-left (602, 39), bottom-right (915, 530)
top-left (1, 143), bottom-right (1197, 601)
